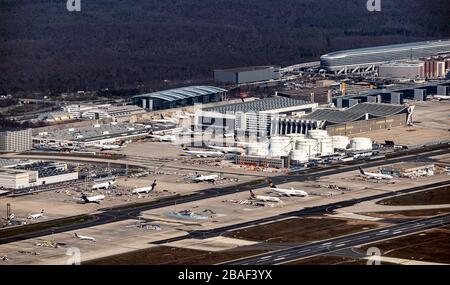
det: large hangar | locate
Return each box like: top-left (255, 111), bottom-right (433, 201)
top-left (321, 39), bottom-right (450, 74)
top-left (132, 86), bottom-right (227, 111)
top-left (302, 103), bottom-right (413, 136)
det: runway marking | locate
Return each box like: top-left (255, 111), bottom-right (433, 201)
top-left (334, 243), bottom-right (346, 247)
top-left (376, 232), bottom-right (389, 236)
top-left (274, 257), bottom-right (286, 261)
top-left (321, 242), bottom-right (333, 246)
top-left (297, 249), bottom-right (311, 253)
top-left (393, 230), bottom-right (403, 234)
top-left (260, 256), bottom-right (272, 260)
top-left (432, 220), bottom-right (442, 224)
top-left (351, 236), bottom-right (370, 241)
top-left (379, 229), bottom-right (390, 233)
top-left (412, 224), bottom-right (425, 227)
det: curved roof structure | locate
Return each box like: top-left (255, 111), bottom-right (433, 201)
top-left (133, 86), bottom-right (227, 102)
top-left (204, 97), bottom-right (310, 114)
top-left (304, 103), bottom-right (409, 124)
top-left (320, 39), bottom-right (450, 71)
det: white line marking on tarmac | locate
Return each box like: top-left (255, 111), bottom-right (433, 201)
top-left (297, 249), bottom-right (311, 253)
top-left (393, 231), bottom-right (403, 234)
top-left (432, 220), bottom-right (442, 224)
top-left (260, 256), bottom-right (271, 260)
top-left (379, 229), bottom-right (390, 233)
top-left (334, 243), bottom-right (346, 247)
top-left (274, 257), bottom-right (286, 261)
top-left (322, 242), bottom-right (333, 245)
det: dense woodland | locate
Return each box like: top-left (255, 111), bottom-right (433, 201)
top-left (0, 0), bottom-right (449, 94)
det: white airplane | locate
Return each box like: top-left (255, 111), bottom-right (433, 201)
top-left (431, 95), bottom-right (450, 101)
top-left (94, 141), bottom-right (125, 151)
top-left (268, 181), bottom-right (308, 197)
top-left (79, 194), bottom-right (106, 204)
top-left (152, 114), bottom-right (178, 124)
top-left (147, 133), bottom-right (177, 142)
top-left (92, 179), bottom-right (116, 190)
top-left (132, 180), bottom-right (157, 194)
top-left (27, 210), bottom-right (45, 220)
top-left (206, 143), bottom-right (243, 154)
top-left (74, 233), bottom-right (96, 242)
top-left (249, 190), bottom-right (281, 203)
top-left (192, 174), bottom-right (219, 183)
top-left (181, 145), bottom-right (224, 158)
top-left (359, 167), bottom-right (393, 180)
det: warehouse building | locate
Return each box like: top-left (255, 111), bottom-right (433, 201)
top-left (332, 80), bottom-right (450, 107)
top-left (292, 103), bottom-right (414, 136)
top-left (33, 122), bottom-right (149, 146)
top-left (0, 128), bottom-right (33, 152)
top-left (0, 161), bottom-right (78, 190)
top-left (214, 66), bottom-right (280, 84)
top-left (321, 39), bottom-right (450, 74)
top-left (378, 61), bottom-right (425, 79)
top-left (132, 86), bottom-right (227, 111)
top-left (197, 97), bottom-right (318, 137)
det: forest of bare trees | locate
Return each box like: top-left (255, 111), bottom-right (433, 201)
top-left (0, 0), bottom-right (449, 95)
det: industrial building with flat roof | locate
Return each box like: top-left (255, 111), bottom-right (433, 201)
top-left (320, 39), bottom-right (450, 74)
top-left (0, 128), bottom-right (33, 152)
top-left (380, 162), bottom-right (435, 178)
top-left (300, 103), bottom-right (413, 136)
top-left (132, 86), bottom-right (227, 111)
top-left (198, 97), bottom-right (318, 137)
top-left (332, 80), bottom-right (450, 107)
top-left (33, 122), bottom-right (149, 146)
top-left (0, 161), bottom-right (79, 190)
top-left (214, 66), bottom-right (280, 84)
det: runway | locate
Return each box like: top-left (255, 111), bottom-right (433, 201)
top-left (0, 147), bottom-right (448, 245)
top-left (223, 214), bottom-right (450, 265)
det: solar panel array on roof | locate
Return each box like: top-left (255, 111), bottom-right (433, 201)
top-left (133, 86), bottom-right (227, 102)
top-left (204, 97), bottom-right (310, 114)
top-left (304, 103), bottom-right (408, 124)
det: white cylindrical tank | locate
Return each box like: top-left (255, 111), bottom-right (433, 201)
top-left (316, 137), bottom-right (334, 155)
top-left (331, 136), bottom-right (350, 150)
top-left (270, 136), bottom-right (292, 157)
top-left (307, 129), bottom-right (329, 140)
top-left (350, 137), bottom-right (373, 151)
top-left (295, 139), bottom-right (318, 158)
top-left (290, 150), bottom-right (309, 163)
top-left (246, 143), bottom-right (269, 157)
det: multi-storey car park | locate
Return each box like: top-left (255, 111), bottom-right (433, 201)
top-left (320, 39), bottom-right (450, 74)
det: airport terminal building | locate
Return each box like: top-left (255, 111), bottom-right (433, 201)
top-left (321, 39), bottom-right (450, 74)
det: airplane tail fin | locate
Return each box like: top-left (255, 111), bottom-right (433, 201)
top-left (181, 144), bottom-right (188, 151)
top-left (358, 166), bottom-right (365, 175)
top-left (41, 209), bottom-right (44, 214)
top-left (151, 179), bottom-right (157, 190)
top-left (119, 141), bottom-right (125, 146)
top-left (249, 190), bottom-right (256, 198)
top-left (160, 114), bottom-right (165, 119)
top-left (268, 180), bottom-right (276, 188)
top-left (74, 233), bottom-right (78, 238)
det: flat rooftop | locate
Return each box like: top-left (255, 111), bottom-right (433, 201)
top-left (35, 123), bottom-right (149, 143)
top-left (203, 97), bottom-right (311, 114)
top-left (214, 66), bottom-right (279, 73)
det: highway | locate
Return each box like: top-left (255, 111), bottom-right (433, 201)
top-left (0, 147), bottom-right (448, 245)
top-left (224, 214), bottom-right (450, 265)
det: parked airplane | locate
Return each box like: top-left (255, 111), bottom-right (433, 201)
top-left (181, 144), bottom-right (224, 158)
top-left (431, 95), bottom-right (450, 101)
top-left (152, 114), bottom-right (178, 124)
top-left (359, 167), bottom-right (393, 180)
top-left (206, 143), bottom-right (243, 154)
top-left (79, 194), bottom-right (106, 204)
top-left (132, 180), bottom-right (157, 194)
top-left (27, 210), bottom-right (45, 220)
top-left (268, 181), bottom-right (308, 197)
top-left (192, 174), bottom-right (219, 183)
top-left (92, 179), bottom-right (116, 190)
top-left (147, 133), bottom-right (177, 142)
top-left (74, 233), bottom-right (96, 242)
top-left (249, 190), bottom-right (281, 203)
top-left (94, 141), bottom-right (125, 151)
